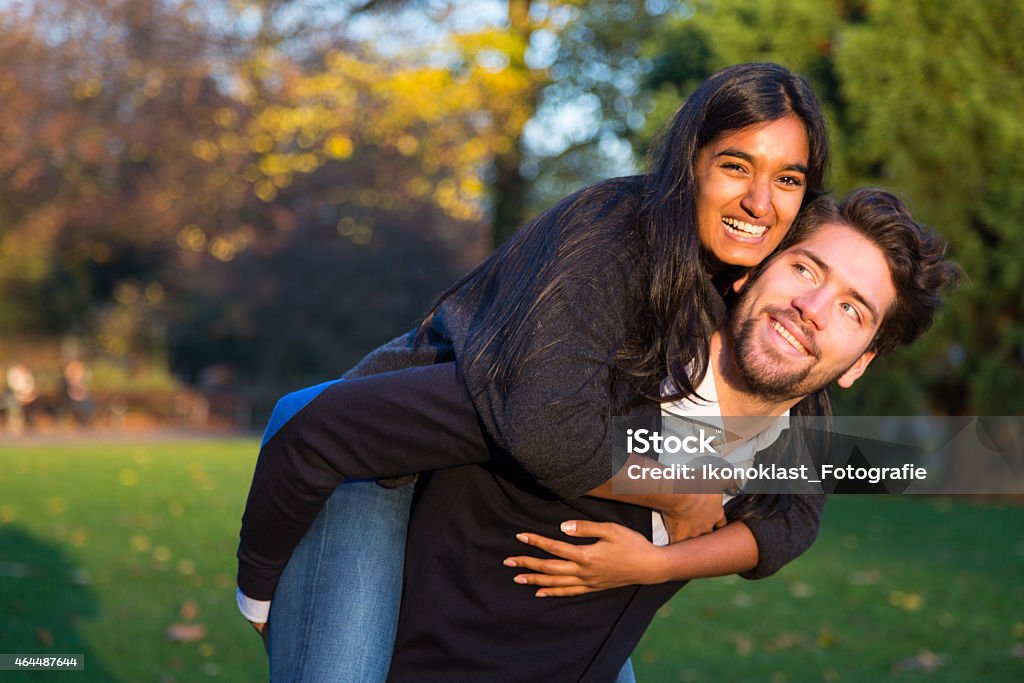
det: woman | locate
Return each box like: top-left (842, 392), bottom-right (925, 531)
top-left (237, 62), bottom-right (830, 681)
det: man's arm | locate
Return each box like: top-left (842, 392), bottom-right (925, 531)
top-left (734, 493), bottom-right (826, 579)
top-left (236, 362), bottom-right (491, 602)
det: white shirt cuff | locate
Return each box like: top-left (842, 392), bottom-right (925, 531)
top-left (236, 588), bottom-right (271, 623)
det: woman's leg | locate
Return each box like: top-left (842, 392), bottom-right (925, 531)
top-left (267, 480), bottom-right (414, 682)
top-left (615, 657), bottom-right (637, 683)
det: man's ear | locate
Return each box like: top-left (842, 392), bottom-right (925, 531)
top-left (837, 351), bottom-right (876, 389)
top-left (732, 271), bottom-right (751, 293)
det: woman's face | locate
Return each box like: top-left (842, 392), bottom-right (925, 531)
top-left (695, 115), bottom-right (810, 270)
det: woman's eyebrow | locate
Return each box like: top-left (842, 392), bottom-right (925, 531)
top-left (714, 149), bottom-right (808, 174)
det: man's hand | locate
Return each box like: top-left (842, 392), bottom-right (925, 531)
top-left (660, 493), bottom-right (726, 542)
top-left (249, 621), bottom-right (269, 653)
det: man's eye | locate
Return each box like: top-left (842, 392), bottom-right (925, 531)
top-left (840, 302), bottom-right (861, 322)
top-left (793, 264), bottom-right (813, 280)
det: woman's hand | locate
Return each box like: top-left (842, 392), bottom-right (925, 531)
top-left (503, 520), bottom-right (668, 597)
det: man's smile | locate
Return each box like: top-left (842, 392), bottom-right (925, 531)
top-left (766, 311), bottom-right (816, 358)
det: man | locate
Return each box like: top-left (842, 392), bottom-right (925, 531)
top-left (239, 189), bottom-right (959, 681)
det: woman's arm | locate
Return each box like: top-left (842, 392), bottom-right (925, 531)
top-left (504, 520), bottom-right (758, 596)
top-left (237, 362), bottom-right (491, 602)
top-left (451, 184), bottom-right (653, 500)
top-left (503, 494), bottom-right (826, 596)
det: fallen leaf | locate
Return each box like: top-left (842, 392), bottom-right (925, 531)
top-left (848, 569), bottom-right (881, 586)
top-left (763, 633), bottom-right (805, 652)
top-left (789, 580), bottom-right (815, 598)
top-left (180, 599), bottom-right (199, 621)
top-left (731, 592), bottom-right (753, 608)
top-left (165, 623), bottom-right (207, 642)
top-left (36, 627), bottom-right (54, 647)
top-left (892, 650), bottom-right (948, 674)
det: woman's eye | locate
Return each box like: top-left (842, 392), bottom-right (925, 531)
top-left (778, 175), bottom-right (805, 187)
top-left (721, 162), bottom-right (747, 173)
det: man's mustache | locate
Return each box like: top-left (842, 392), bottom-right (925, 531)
top-left (760, 305), bottom-right (821, 359)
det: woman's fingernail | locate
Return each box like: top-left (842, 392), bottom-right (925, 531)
top-left (503, 558), bottom-right (517, 567)
top-left (561, 521), bottom-right (576, 534)
top-left (536, 592), bottom-right (547, 598)
top-left (516, 533), bottom-right (529, 543)
top-left (514, 575), bottom-right (527, 584)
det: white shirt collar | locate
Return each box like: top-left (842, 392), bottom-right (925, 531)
top-left (659, 365), bottom-right (790, 456)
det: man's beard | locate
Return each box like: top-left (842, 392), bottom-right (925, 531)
top-left (729, 306), bottom-right (847, 402)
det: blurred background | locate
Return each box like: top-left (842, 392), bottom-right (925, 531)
top-left (0, 0), bottom-right (1021, 427)
top-left (0, 0), bottom-right (1021, 681)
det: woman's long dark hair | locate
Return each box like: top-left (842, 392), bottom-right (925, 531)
top-left (636, 62), bottom-right (829, 405)
top-left (418, 63), bottom-right (830, 428)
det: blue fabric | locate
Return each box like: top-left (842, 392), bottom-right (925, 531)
top-left (261, 380), bottom-right (342, 447)
top-left (616, 657), bottom-right (637, 683)
top-left (267, 480), bottom-right (414, 682)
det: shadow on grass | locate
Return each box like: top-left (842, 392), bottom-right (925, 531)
top-left (0, 526), bottom-right (118, 681)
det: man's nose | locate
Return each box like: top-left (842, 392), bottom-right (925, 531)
top-left (792, 289), bottom-right (828, 330)
top-left (740, 176), bottom-right (771, 218)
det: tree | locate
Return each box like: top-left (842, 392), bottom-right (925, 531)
top-left (834, 0), bottom-right (1024, 414)
top-left (635, 0), bottom-right (1024, 415)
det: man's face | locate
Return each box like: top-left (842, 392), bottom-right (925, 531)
top-left (728, 223), bottom-right (897, 400)
top-left (695, 115), bottom-right (810, 270)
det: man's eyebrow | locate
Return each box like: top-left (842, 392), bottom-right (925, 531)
top-left (792, 247), bottom-right (881, 323)
top-left (714, 149), bottom-right (808, 175)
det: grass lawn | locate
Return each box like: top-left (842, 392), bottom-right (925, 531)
top-left (1, 438), bottom-right (1022, 682)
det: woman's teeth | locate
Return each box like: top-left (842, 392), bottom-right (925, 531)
top-left (723, 217), bottom-right (768, 237)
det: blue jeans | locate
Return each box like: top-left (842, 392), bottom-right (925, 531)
top-left (268, 481), bottom-right (414, 682)
top-left (266, 480), bottom-right (638, 683)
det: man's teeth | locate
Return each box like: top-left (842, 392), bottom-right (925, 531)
top-left (723, 217), bottom-right (767, 237)
top-left (771, 320), bottom-right (808, 354)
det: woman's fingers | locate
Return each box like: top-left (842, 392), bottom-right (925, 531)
top-left (558, 519), bottom-right (621, 539)
top-left (535, 585), bottom-right (596, 598)
top-left (511, 572), bottom-right (587, 587)
top-left (513, 532), bottom-right (583, 561)
top-left (503, 554), bottom-right (578, 576)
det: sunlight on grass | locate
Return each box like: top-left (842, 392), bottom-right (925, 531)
top-left (1, 439), bottom-right (1022, 682)
top-left (0, 439), bottom-right (266, 682)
